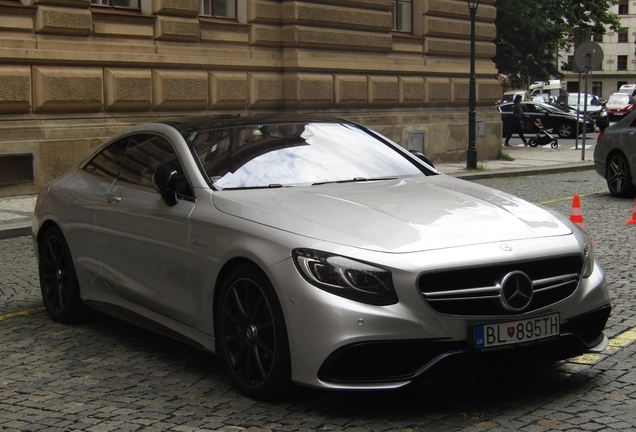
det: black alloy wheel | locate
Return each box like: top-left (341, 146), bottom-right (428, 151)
top-left (606, 152), bottom-right (635, 198)
top-left (217, 264), bottom-right (290, 399)
top-left (39, 226), bottom-right (87, 323)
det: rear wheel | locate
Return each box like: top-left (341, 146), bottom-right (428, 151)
top-left (217, 263), bottom-right (290, 399)
top-left (606, 152), bottom-right (635, 197)
top-left (528, 138), bottom-right (538, 147)
top-left (39, 226), bottom-right (87, 323)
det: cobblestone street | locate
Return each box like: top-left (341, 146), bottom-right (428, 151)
top-left (1, 170), bottom-right (635, 432)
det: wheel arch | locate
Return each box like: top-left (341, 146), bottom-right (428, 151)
top-left (212, 257), bottom-right (271, 347)
top-left (36, 219), bottom-right (62, 254)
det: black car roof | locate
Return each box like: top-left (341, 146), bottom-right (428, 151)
top-left (160, 113), bottom-right (353, 135)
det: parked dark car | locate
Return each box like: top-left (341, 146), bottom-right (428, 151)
top-left (594, 110), bottom-right (636, 197)
top-left (497, 101), bottom-right (595, 139)
top-left (604, 93), bottom-right (635, 121)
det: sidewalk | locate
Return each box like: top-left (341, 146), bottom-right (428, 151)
top-left (438, 141), bottom-right (595, 180)
top-left (0, 142), bottom-right (596, 240)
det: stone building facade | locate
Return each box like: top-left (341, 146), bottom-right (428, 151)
top-left (0, 0), bottom-right (500, 197)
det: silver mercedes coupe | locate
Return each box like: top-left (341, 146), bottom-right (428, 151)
top-left (33, 114), bottom-right (611, 399)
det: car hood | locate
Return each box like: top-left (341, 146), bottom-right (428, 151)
top-left (571, 105), bottom-right (601, 111)
top-left (606, 103), bottom-right (629, 110)
top-left (211, 176), bottom-right (572, 253)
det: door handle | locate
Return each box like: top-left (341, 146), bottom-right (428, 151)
top-left (107, 195), bottom-right (121, 204)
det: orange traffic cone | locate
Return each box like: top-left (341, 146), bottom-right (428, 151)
top-left (627, 198), bottom-right (636, 225)
top-left (570, 194), bottom-right (585, 230)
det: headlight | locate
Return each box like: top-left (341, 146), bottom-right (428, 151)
top-left (574, 225), bottom-right (595, 278)
top-left (599, 110), bottom-right (607, 117)
top-left (292, 249), bottom-right (398, 305)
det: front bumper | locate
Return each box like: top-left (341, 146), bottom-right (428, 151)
top-left (269, 239), bottom-right (611, 390)
top-left (318, 305), bottom-right (610, 387)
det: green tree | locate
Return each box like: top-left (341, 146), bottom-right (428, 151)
top-left (494, 0), bottom-right (623, 88)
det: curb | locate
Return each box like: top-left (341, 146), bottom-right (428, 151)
top-left (448, 162), bottom-right (595, 180)
top-left (0, 222), bottom-right (32, 240)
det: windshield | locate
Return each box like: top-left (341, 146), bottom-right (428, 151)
top-left (568, 94), bottom-right (600, 106)
top-left (189, 122), bottom-right (426, 189)
top-left (608, 95), bottom-right (631, 104)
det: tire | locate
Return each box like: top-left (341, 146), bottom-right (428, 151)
top-left (606, 152), bottom-right (635, 198)
top-left (217, 263), bottom-right (290, 399)
top-left (557, 122), bottom-right (574, 139)
top-left (39, 226), bottom-right (88, 323)
top-left (528, 138), bottom-right (538, 147)
top-left (551, 140), bottom-right (558, 149)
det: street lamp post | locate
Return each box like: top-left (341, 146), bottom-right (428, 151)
top-left (466, 0), bottom-right (480, 169)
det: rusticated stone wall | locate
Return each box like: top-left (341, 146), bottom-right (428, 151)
top-left (0, 0), bottom-right (500, 197)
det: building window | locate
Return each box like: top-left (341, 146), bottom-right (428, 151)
top-left (618, 55), bottom-right (628, 71)
top-left (619, 31), bottom-right (629, 42)
top-left (91, 0), bottom-right (140, 9)
top-left (200, 0), bottom-right (236, 18)
top-left (592, 33), bottom-right (603, 42)
top-left (619, 1), bottom-right (628, 15)
top-left (592, 81), bottom-right (602, 97)
top-left (391, 0), bottom-right (412, 33)
top-left (567, 55), bottom-right (575, 69)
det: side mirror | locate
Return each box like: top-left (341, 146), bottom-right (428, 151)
top-left (152, 165), bottom-right (179, 207)
top-left (409, 150), bottom-right (435, 168)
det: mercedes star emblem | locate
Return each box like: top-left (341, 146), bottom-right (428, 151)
top-left (500, 271), bottom-right (534, 312)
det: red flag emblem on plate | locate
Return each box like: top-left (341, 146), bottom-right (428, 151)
top-left (508, 327), bottom-right (515, 337)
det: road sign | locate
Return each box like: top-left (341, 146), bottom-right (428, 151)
top-left (574, 41), bottom-right (603, 70)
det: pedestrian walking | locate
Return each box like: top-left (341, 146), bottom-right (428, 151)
top-left (504, 95), bottom-right (529, 146)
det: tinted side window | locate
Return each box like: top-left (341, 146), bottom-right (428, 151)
top-left (118, 135), bottom-right (193, 197)
top-left (84, 138), bottom-right (128, 180)
top-left (499, 105), bottom-right (513, 113)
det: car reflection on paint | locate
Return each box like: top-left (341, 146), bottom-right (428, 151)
top-left (33, 114), bottom-right (611, 399)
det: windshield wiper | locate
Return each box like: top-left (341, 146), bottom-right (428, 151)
top-left (312, 177), bottom-right (397, 186)
top-left (220, 184), bottom-right (284, 191)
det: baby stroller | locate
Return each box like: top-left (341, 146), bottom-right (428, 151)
top-left (528, 119), bottom-right (558, 148)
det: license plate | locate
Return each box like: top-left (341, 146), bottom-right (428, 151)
top-left (473, 313), bottom-right (559, 349)
top-left (616, 112), bottom-right (624, 116)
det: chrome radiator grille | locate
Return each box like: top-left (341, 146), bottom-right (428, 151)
top-left (417, 255), bottom-right (582, 316)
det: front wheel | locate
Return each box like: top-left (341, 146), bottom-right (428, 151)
top-left (39, 225), bottom-right (87, 323)
top-left (217, 263), bottom-right (290, 399)
top-left (557, 122), bottom-right (574, 138)
top-left (606, 152), bottom-right (635, 198)
top-left (551, 140), bottom-right (558, 149)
